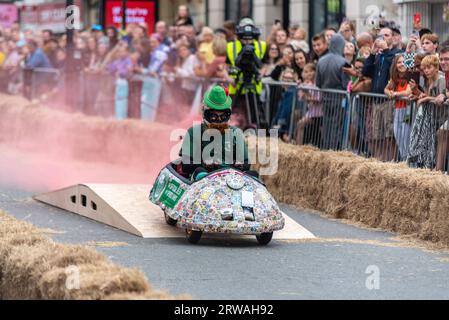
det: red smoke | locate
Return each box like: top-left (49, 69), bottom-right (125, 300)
top-left (0, 94), bottom-right (198, 192)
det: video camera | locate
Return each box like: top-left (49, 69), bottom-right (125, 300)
top-left (231, 20), bottom-right (262, 87)
top-left (233, 44), bottom-right (262, 85)
top-left (236, 23), bottom-right (261, 41)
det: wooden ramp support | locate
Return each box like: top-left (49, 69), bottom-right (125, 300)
top-left (34, 184), bottom-right (315, 240)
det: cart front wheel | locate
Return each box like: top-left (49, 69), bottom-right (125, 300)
top-left (164, 213), bottom-right (177, 226)
top-left (256, 232), bottom-right (273, 245)
top-left (186, 229), bottom-right (202, 244)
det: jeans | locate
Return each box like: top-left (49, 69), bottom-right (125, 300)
top-left (393, 108), bottom-right (411, 161)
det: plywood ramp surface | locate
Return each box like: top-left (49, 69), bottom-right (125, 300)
top-left (34, 184), bottom-right (315, 240)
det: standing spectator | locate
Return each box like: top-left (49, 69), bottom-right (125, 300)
top-left (324, 28), bottom-right (337, 44)
top-left (198, 27), bottom-right (215, 64)
top-left (316, 33), bottom-right (350, 150)
top-left (362, 27), bottom-right (403, 94)
top-left (347, 57), bottom-right (371, 154)
top-left (293, 49), bottom-right (308, 82)
top-left (106, 26), bottom-right (119, 50)
top-left (292, 27), bottom-right (307, 42)
top-left (261, 43), bottom-right (280, 77)
top-left (435, 47), bottom-right (449, 171)
top-left (105, 42), bottom-right (133, 78)
top-left (1, 40), bottom-right (23, 93)
top-left (311, 33), bottom-right (329, 63)
top-left (204, 37), bottom-right (229, 79)
top-left (275, 29), bottom-right (289, 52)
top-left (41, 29), bottom-right (53, 44)
top-left (52, 48), bottom-right (66, 70)
top-left (316, 34), bottom-right (349, 90)
top-left (339, 21), bottom-right (356, 46)
top-left (296, 63), bottom-right (322, 146)
top-left (384, 54), bottom-right (412, 161)
top-left (155, 21), bottom-right (172, 47)
top-left (144, 34), bottom-right (168, 76)
top-left (290, 27), bottom-right (310, 54)
top-left (358, 46), bottom-right (371, 59)
top-left (391, 26), bottom-right (403, 50)
top-left (223, 20), bottom-right (236, 42)
top-left (421, 33), bottom-right (439, 55)
top-left (24, 40), bottom-right (52, 69)
top-left (356, 32), bottom-right (374, 50)
top-left (43, 38), bottom-right (58, 66)
top-left (176, 5), bottom-right (194, 26)
top-left (175, 43), bottom-right (200, 109)
top-left (134, 38), bottom-right (152, 69)
top-left (268, 44), bottom-right (295, 120)
top-left (407, 32), bottom-right (439, 55)
top-left (271, 68), bottom-right (298, 142)
top-left (344, 41), bottom-right (356, 64)
top-left (408, 55), bottom-right (446, 168)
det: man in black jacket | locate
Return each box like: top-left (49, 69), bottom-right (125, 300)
top-left (362, 27), bottom-right (403, 93)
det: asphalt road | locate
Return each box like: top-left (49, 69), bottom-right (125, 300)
top-left (2, 185), bottom-right (449, 299)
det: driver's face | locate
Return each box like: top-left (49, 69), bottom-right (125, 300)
top-left (241, 38), bottom-right (252, 45)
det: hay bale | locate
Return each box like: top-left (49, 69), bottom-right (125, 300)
top-left (0, 210), bottom-right (181, 299)
top-left (263, 142), bottom-right (449, 247)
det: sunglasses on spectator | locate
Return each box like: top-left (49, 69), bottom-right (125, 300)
top-left (204, 109), bottom-right (231, 123)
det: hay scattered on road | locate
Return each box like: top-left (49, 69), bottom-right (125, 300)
top-left (85, 241), bottom-right (130, 248)
top-left (0, 210), bottom-right (182, 299)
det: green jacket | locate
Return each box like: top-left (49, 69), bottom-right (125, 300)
top-left (179, 123), bottom-right (249, 173)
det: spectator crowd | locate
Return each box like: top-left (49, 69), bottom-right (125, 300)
top-left (2, 5), bottom-right (449, 171)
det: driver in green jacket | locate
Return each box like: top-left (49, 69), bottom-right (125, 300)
top-left (179, 85), bottom-right (253, 180)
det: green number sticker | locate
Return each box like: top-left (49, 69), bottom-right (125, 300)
top-left (160, 179), bottom-right (186, 209)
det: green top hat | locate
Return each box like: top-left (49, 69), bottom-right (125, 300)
top-left (203, 86), bottom-right (232, 111)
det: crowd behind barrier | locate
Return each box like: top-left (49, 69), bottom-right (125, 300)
top-left (2, 7), bottom-right (449, 172)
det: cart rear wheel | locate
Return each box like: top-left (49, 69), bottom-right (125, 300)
top-left (164, 213), bottom-right (177, 226)
top-left (256, 232), bottom-right (273, 245)
top-left (185, 229), bottom-right (202, 244)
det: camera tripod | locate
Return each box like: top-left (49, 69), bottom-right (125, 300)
top-left (232, 72), bottom-right (267, 129)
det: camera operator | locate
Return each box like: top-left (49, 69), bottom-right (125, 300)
top-left (226, 17), bottom-right (267, 129)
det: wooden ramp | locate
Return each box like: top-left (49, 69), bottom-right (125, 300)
top-left (34, 184), bottom-right (315, 240)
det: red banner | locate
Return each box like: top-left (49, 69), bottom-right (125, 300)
top-left (105, 0), bottom-right (156, 34)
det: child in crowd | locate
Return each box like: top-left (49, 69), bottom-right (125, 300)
top-left (384, 54), bottom-right (412, 161)
top-left (295, 63), bottom-right (322, 146)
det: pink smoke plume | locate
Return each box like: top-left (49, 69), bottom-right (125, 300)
top-left (0, 94), bottom-right (198, 192)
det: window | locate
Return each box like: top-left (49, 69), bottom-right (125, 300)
top-left (309, 0), bottom-right (345, 38)
top-left (226, 0), bottom-right (253, 22)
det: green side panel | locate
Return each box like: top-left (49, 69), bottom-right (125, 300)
top-left (159, 178), bottom-right (186, 209)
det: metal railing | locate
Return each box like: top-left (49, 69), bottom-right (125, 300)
top-left (15, 68), bottom-right (449, 171)
top-left (20, 67), bottom-right (228, 120)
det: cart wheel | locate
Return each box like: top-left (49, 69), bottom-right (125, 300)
top-left (256, 232), bottom-right (273, 245)
top-left (164, 213), bottom-right (177, 226)
top-left (185, 229), bottom-right (202, 244)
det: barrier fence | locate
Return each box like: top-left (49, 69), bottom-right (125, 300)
top-left (15, 68), bottom-right (449, 171)
top-left (19, 67), bottom-right (228, 121)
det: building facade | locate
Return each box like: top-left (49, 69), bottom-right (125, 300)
top-left (12, 0), bottom-right (449, 43)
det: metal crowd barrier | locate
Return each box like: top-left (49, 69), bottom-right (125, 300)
top-left (18, 69), bottom-right (449, 171)
top-left (349, 92), bottom-right (416, 162)
top-left (20, 67), bottom-right (228, 120)
top-left (262, 79), bottom-right (449, 171)
top-left (22, 67), bottom-right (61, 101)
top-left (262, 78), bottom-right (351, 150)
